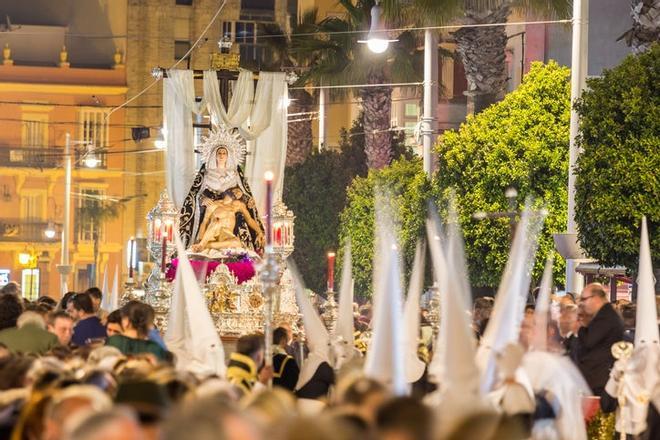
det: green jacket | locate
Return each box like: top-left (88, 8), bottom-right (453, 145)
top-left (105, 334), bottom-right (170, 361)
top-left (0, 324), bottom-right (59, 355)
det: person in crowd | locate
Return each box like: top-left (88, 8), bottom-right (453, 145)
top-left (105, 301), bottom-right (170, 361)
top-left (272, 327), bottom-right (299, 391)
top-left (46, 310), bottom-right (74, 347)
top-left (41, 385), bottom-right (113, 440)
top-left (0, 311), bottom-right (59, 355)
top-left (376, 396), bottom-right (433, 440)
top-left (472, 296), bottom-right (494, 339)
top-left (84, 287), bottom-right (105, 316)
top-left (0, 281), bottom-right (21, 298)
top-left (0, 294), bottom-right (24, 331)
top-left (558, 303), bottom-right (579, 360)
top-left (68, 293), bottom-right (107, 346)
top-left (227, 334), bottom-right (273, 397)
top-left (335, 376), bottom-right (388, 426)
top-left (575, 282), bottom-right (624, 397)
top-left (37, 295), bottom-right (58, 311)
top-left (106, 309), bottom-right (124, 337)
top-left (67, 408), bottom-right (144, 440)
top-left (58, 291), bottom-right (78, 312)
top-left (620, 302), bottom-right (637, 343)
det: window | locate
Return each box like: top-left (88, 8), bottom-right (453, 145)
top-left (240, 0), bottom-right (275, 21)
top-left (404, 103), bottom-right (419, 118)
top-left (235, 22), bottom-right (255, 44)
top-left (222, 22), bottom-right (233, 39)
top-left (78, 188), bottom-right (103, 242)
top-left (21, 268), bottom-right (39, 301)
top-left (79, 108), bottom-right (108, 167)
top-left (174, 40), bottom-right (192, 61)
top-left (21, 114), bottom-right (48, 147)
top-left (176, 0), bottom-right (193, 5)
top-left (20, 191), bottom-right (45, 221)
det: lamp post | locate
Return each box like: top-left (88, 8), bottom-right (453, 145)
top-left (422, 29), bottom-right (438, 177)
top-left (56, 133), bottom-right (72, 295)
top-left (566, 0), bottom-right (589, 294)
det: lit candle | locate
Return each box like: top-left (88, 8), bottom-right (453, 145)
top-left (154, 219), bottom-right (161, 241)
top-left (165, 220), bottom-right (173, 242)
top-left (327, 252), bottom-right (336, 292)
top-left (128, 237), bottom-right (134, 279)
top-left (161, 236), bottom-right (167, 273)
top-left (264, 171), bottom-right (274, 248)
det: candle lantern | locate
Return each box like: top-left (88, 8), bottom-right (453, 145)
top-left (270, 201), bottom-right (295, 259)
top-left (146, 190), bottom-right (178, 271)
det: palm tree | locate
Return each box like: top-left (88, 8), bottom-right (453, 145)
top-left (618, 0), bottom-right (660, 54)
top-left (294, 0), bottom-right (422, 169)
top-left (257, 10), bottom-right (320, 166)
top-left (385, 1), bottom-right (569, 114)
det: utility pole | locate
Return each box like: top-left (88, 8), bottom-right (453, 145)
top-left (422, 29), bottom-right (439, 177)
top-left (566, 0), bottom-right (589, 294)
top-left (57, 133), bottom-right (72, 295)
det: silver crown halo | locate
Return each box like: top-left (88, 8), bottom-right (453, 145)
top-left (200, 126), bottom-right (247, 170)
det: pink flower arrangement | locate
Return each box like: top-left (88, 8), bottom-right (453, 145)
top-left (166, 259), bottom-right (256, 284)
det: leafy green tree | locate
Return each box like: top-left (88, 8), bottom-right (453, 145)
top-left (77, 199), bottom-right (120, 286)
top-left (574, 45), bottom-right (659, 273)
top-left (338, 158), bottom-right (431, 300)
top-left (284, 114), bottom-right (409, 293)
top-left (434, 61), bottom-right (571, 291)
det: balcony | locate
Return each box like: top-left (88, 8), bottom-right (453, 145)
top-left (0, 219), bottom-right (61, 243)
top-left (0, 146), bottom-right (62, 169)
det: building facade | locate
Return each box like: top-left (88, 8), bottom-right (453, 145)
top-left (0, 30), bottom-right (128, 299)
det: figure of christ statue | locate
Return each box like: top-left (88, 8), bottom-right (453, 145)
top-left (191, 192), bottom-right (265, 253)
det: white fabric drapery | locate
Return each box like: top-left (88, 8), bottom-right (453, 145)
top-left (164, 70), bottom-right (206, 209)
top-left (164, 69), bottom-right (288, 215)
top-left (244, 72), bottom-right (288, 214)
top-left (203, 69), bottom-right (253, 129)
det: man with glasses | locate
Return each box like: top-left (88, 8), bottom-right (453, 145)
top-left (576, 283), bottom-right (624, 397)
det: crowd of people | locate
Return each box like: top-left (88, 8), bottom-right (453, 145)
top-left (0, 276), bottom-right (658, 440)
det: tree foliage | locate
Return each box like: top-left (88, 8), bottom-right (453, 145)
top-left (434, 61), bottom-right (571, 290)
top-left (283, 115), bottom-right (409, 293)
top-left (574, 45), bottom-right (659, 272)
top-left (338, 158), bottom-right (431, 300)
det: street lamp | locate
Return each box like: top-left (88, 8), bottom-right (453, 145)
top-left (83, 144), bottom-right (101, 168)
top-left (218, 35), bottom-right (233, 54)
top-left (359, 2), bottom-right (397, 54)
top-left (44, 221), bottom-right (56, 239)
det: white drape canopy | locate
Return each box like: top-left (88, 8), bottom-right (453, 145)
top-left (163, 69), bottom-right (288, 213)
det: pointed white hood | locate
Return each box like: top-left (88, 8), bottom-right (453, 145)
top-left (402, 241), bottom-right (426, 383)
top-left (476, 204), bottom-right (546, 394)
top-left (364, 202), bottom-right (406, 396)
top-left (100, 263), bottom-right (110, 311)
top-left (164, 234), bottom-right (226, 378)
top-left (426, 205), bottom-right (479, 395)
top-left (635, 216), bottom-right (659, 348)
top-left (101, 265), bottom-right (120, 313)
top-left (605, 217), bottom-right (660, 435)
top-left (290, 264), bottom-right (331, 391)
top-left (531, 255), bottom-right (554, 352)
top-left (333, 241), bottom-right (356, 369)
top-left (524, 255), bottom-right (590, 440)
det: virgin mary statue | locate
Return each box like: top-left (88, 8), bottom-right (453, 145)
top-left (179, 128), bottom-right (265, 256)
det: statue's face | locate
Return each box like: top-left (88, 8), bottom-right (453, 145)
top-left (216, 147), bottom-right (228, 167)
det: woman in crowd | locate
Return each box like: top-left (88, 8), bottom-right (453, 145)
top-left (105, 301), bottom-right (170, 362)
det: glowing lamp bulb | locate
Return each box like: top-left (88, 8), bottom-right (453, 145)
top-left (264, 171), bottom-right (274, 181)
top-left (18, 252), bottom-right (30, 265)
top-left (367, 38), bottom-right (390, 54)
